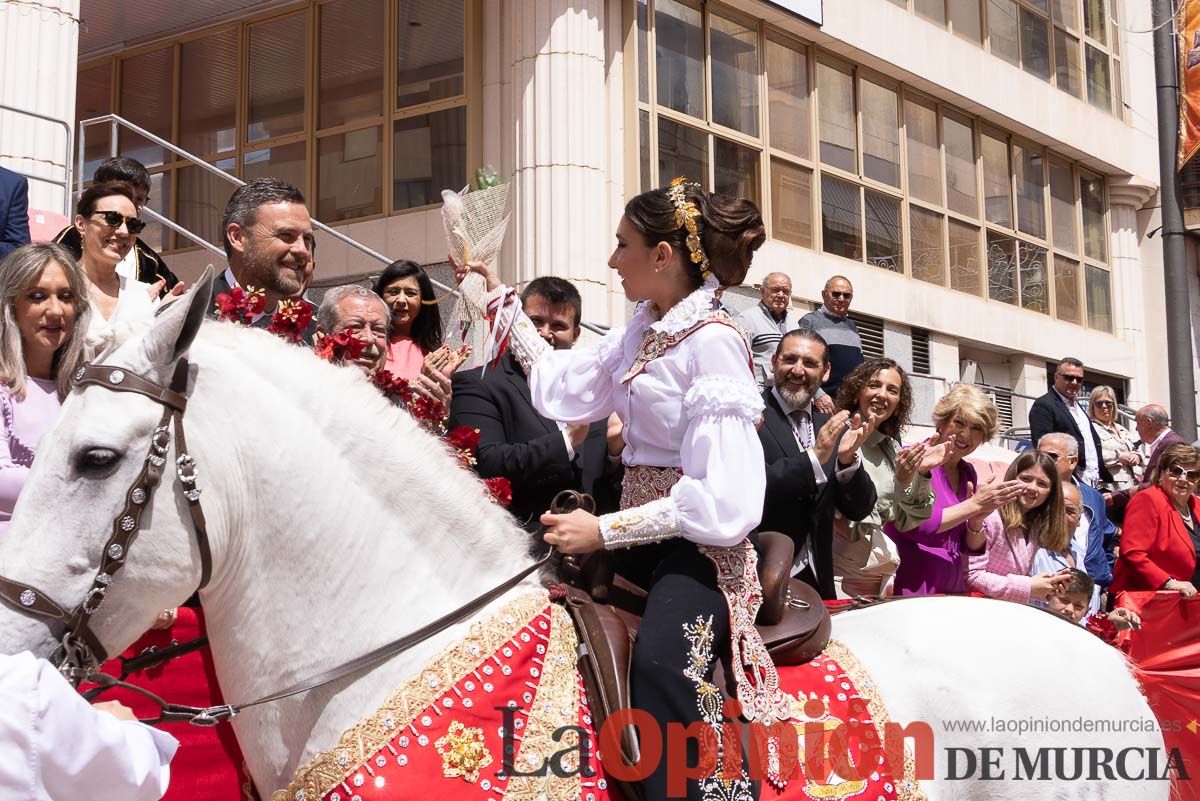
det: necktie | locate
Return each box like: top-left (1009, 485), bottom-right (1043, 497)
top-left (790, 408), bottom-right (814, 449)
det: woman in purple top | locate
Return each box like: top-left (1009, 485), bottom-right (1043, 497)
top-left (0, 243), bottom-right (92, 535)
top-left (885, 384), bottom-right (1023, 595)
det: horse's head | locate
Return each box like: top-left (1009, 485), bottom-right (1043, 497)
top-left (0, 271), bottom-right (213, 661)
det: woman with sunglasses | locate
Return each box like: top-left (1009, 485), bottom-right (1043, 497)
top-left (73, 181), bottom-right (168, 353)
top-left (1111, 443), bottom-right (1200, 598)
top-left (1089, 384), bottom-right (1140, 490)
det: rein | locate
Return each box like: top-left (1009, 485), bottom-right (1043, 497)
top-left (0, 357), bottom-right (557, 727)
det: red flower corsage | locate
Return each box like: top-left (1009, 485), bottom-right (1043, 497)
top-left (268, 299), bottom-right (314, 342)
top-left (213, 286), bottom-right (266, 324)
top-left (314, 330), bottom-right (367, 363)
top-left (483, 476), bottom-right (513, 508)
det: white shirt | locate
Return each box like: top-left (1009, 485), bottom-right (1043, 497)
top-left (0, 651), bottom-right (177, 801)
top-left (1055, 388), bottom-right (1100, 486)
top-left (84, 272), bottom-right (160, 357)
top-left (493, 278), bottom-right (765, 547)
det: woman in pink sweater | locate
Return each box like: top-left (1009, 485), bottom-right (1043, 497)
top-left (967, 450), bottom-right (1072, 603)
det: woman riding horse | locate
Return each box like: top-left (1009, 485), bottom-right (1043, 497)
top-left (457, 179), bottom-right (780, 800)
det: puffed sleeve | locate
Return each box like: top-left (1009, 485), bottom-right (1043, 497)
top-left (486, 284), bottom-right (626, 425)
top-left (599, 324), bottom-right (765, 548)
top-left (0, 652), bottom-right (178, 801)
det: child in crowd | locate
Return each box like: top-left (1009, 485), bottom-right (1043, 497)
top-left (1028, 481), bottom-right (1099, 615)
top-left (1045, 569), bottom-right (1140, 637)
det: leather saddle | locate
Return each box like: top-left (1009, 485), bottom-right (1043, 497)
top-left (547, 492), bottom-right (830, 800)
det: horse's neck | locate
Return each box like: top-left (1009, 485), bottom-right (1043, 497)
top-left (186, 336), bottom-right (537, 790)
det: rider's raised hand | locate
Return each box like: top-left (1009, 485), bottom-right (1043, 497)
top-left (449, 252), bottom-right (500, 292)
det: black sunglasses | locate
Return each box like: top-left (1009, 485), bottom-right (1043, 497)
top-left (828, 291), bottom-right (853, 299)
top-left (1057, 373), bottom-right (1084, 384)
top-left (90, 210), bottom-right (147, 235)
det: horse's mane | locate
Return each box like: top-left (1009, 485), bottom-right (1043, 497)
top-left (186, 321), bottom-right (531, 562)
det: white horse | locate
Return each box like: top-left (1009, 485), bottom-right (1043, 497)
top-left (0, 279), bottom-right (1171, 801)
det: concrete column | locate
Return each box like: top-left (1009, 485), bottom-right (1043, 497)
top-left (1008, 356), bottom-right (1048, 431)
top-left (505, 0), bottom-right (612, 325)
top-left (1107, 178), bottom-right (1157, 404)
top-left (0, 0), bottom-right (79, 215)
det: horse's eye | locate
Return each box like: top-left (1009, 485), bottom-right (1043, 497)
top-left (77, 448), bottom-right (122, 475)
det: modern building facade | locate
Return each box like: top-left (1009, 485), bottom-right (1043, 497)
top-left (0, 0), bottom-right (1188, 430)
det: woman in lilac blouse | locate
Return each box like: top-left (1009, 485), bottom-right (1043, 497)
top-left (885, 385), bottom-right (1023, 595)
top-left (0, 243), bottom-right (92, 535)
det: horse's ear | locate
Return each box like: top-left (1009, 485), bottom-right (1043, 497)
top-left (139, 267), bottom-right (214, 366)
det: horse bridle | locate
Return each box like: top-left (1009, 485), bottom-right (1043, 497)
top-left (0, 360), bottom-right (213, 683)
top-left (0, 356), bottom-right (575, 726)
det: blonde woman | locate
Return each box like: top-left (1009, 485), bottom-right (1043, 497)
top-left (0, 243), bottom-right (92, 535)
top-left (1089, 385), bottom-right (1140, 490)
top-left (884, 384), bottom-right (1024, 595)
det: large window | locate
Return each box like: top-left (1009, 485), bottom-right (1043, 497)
top-left (77, 0), bottom-right (468, 251)
top-left (635, 1), bottom-right (1114, 332)
top-left (893, 0), bottom-right (1123, 117)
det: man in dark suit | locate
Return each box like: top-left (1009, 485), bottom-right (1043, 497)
top-left (208, 178), bottom-right (317, 344)
top-left (757, 328), bottom-right (876, 599)
top-left (449, 277), bottom-right (621, 531)
top-left (1029, 357), bottom-right (1112, 488)
top-left (53, 157), bottom-right (179, 290)
top-left (1107, 403), bottom-right (1187, 520)
top-left (0, 165), bottom-right (30, 258)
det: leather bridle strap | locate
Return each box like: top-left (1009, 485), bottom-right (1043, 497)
top-left (0, 359), bottom-right (212, 675)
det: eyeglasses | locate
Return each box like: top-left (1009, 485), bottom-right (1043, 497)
top-left (1093, 400), bottom-right (1114, 408)
top-left (1057, 373), bottom-right (1084, 384)
top-left (828, 291), bottom-right (853, 300)
top-left (1166, 465), bottom-right (1200, 482)
top-left (90, 210), bottom-right (146, 235)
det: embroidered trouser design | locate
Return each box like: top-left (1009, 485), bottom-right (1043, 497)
top-left (626, 541), bottom-right (757, 801)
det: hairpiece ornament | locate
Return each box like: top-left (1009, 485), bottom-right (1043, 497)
top-left (667, 177), bottom-right (711, 280)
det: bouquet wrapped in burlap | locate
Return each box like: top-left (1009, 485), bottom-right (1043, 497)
top-left (441, 167), bottom-right (510, 358)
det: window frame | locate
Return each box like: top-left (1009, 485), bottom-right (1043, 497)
top-left (78, 0), bottom-right (474, 254)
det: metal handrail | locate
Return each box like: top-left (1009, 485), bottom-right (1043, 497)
top-left (77, 114), bottom-right (609, 336)
top-left (0, 102), bottom-right (73, 215)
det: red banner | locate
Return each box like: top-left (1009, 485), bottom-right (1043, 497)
top-left (1180, 0), bottom-right (1200, 167)
top-left (1116, 591), bottom-right (1200, 799)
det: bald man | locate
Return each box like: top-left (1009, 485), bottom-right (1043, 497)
top-left (1108, 404), bottom-right (1187, 519)
top-left (798, 275), bottom-right (864, 400)
top-left (736, 271), bottom-right (802, 388)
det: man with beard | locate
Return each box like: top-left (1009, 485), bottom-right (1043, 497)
top-left (314, 284), bottom-right (389, 375)
top-left (756, 328), bottom-right (877, 599)
top-left (209, 178), bottom-right (318, 343)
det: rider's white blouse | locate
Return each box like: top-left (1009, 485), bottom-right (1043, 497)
top-left (488, 279), bottom-right (765, 549)
top-left (0, 651), bottom-right (177, 801)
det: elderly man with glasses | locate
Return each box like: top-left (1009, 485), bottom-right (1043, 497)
top-left (798, 275), bottom-right (864, 400)
top-left (1029, 357), bottom-right (1112, 489)
top-left (1106, 403), bottom-right (1188, 521)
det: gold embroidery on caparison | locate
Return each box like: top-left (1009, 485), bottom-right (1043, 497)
top-left (502, 603), bottom-right (581, 801)
top-left (272, 590), bottom-right (553, 801)
top-left (822, 640), bottom-right (927, 801)
top-left (435, 721), bottom-right (493, 783)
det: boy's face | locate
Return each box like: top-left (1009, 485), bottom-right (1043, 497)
top-left (1047, 592), bottom-right (1090, 623)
